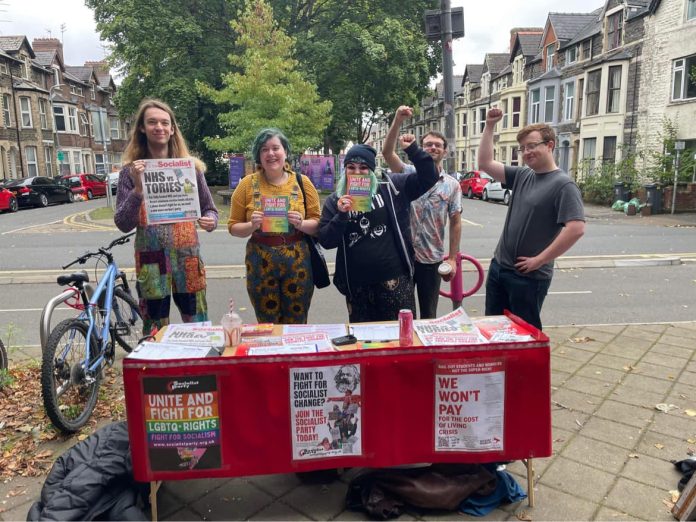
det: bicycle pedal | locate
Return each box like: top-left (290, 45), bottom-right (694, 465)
top-left (115, 322), bottom-right (130, 336)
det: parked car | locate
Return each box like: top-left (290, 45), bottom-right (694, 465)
top-left (5, 176), bottom-right (74, 207)
top-left (459, 170), bottom-right (493, 199)
top-left (59, 173), bottom-right (107, 199)
top-left (0, 187), bottom-right (18, 212)
top-left (107, 172), bottom-right (120, 196)
top-left (482, 180), bottom-right (513, 205)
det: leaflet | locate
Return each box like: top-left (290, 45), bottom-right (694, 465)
top-left (261, 196), bottom-right (289, 232)
top-left (346, 174), bottom-right (372, 212)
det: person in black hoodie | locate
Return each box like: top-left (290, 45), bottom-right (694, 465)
top-left (319, 136), bottom-right (437, 322)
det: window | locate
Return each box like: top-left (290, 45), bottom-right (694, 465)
top-left (607, 65), bottom-right (622, 113)
top-left (586, 70), bottom-right (601, 116)
top-left (70, 85), bottom-right (84, 97)
top-left (564, 81), bottom-right (575, 121)
top-left (110, 117), bottom-right (120, 139)
top-left (2, 94), bottom-right (11, 127)
top-left (582, 40), bottom-right (592, 61)
top-left (512, 97), bottom-right (521, 127)
top-left (511, 148), bottom-right (519, 167)
top-left (45, 146), bottom-right (53, 177)
top-left (19, 97), bottom-right (32, 128)
top-left (0, 62), bottom-right (7, 75)
top-left (479, 108), bottom-right (486, 133)
top-left (546, 44), bottom-right (555, 72)
top-left (72, 151), bottom-right (82, 173)
top-left (25, 146), bottom-right (38, 177)
top-left (500, 146), bottom-right (507, 163)
top-left (603, 136), bottom-right (617, 164)
top-left (672, 55), bottom-right (696, 101)
top-left (21, 58), bottom-right (29, 79)
top-left (79, 112), bottom-right (89, 136)
top-left (38, 99), bottom-right (49, 129)
top-left (67, 107), bottom-right (78, 133)
top-left (566, 47), bottom-right (578, 65)
top-left (583, 138), bottom-right (597, 175)
top-left (606, 11), bottom-right (623, 51)
top-left (472, 110), bottom-right (478, 135)
top-left (544, 86), bottom-right (555, 122)
top-left (53, 105), bottom-right (65, 131)
top-left (95, 154), bottom-right (109, 175)
top-left (502, 99), bottom-right (509, 129)
top-left (91, 84), bottom-right (96, 100)
top-left (462, 112), bottom-right (467, 137)
top-left (689, 0), bottom-right (696, 20)
top-left (531, 89), bottom-right (540, 123)
top-left (577, 78), bottom-right (585, 119)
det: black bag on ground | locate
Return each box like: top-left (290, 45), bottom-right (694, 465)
top-left (346, 463), bottom-right (497, 520)
top-left (296, 173), bottom-right (330, 288)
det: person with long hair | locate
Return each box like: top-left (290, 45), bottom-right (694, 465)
top-left (114, 98), bottom-right (218, 333)
top-left (228, 128), bottom-right (320, 324)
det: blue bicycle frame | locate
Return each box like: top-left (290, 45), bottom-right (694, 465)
top-left (83, 260), bottom-right (120, 373)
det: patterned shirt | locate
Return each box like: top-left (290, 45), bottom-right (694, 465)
top-left (404, 165), bottom-right (462, 264)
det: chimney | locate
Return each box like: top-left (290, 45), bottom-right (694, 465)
top-left (85, 60), bottom-right (109, 74)
top-left (32, 37), bottom-right (63, 65)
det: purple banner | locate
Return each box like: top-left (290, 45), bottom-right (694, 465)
top-left (299, 155), bottom-right (336, 191)
top-left (229, 154), bottom-right (245, 189)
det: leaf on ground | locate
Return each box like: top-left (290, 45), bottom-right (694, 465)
top-left (628, 453), bottom-right (639, 458)
top-left (8, 487), bottom-right (27, 497)
top-left (670, 490), bottom-right (681, 503)
top-left (655, 403), bottom-right (678, 413)
top-left (687, 438), bottom-right (696, 444)
top-left (684, 409), bottom-right (696, 417)
top-left (516, 511), bottom-right (533, 521)
top-left (569, 337), bottom-right (594, 343)
top-left (623, 365), bottom-right (637, 372)
top-left (654, 443), bottom-right (665, 449)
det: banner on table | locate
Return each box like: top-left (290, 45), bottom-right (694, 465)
top-left (434, 358), bottom-right (505, 452)
top-left (143, 374), bottom-right (221, 471)
top-left (290, 363), bottom-right (362, 460)
top-left (299, 155), bottom-right (335, 191)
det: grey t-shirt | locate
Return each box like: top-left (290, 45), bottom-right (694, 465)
top-left (493, 165), bottom-right (585, 280)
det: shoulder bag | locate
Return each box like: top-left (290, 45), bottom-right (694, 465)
top-left (296, 173), bottom-right (330, 289)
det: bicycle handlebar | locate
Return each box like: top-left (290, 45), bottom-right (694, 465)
top-left (62, 232), bottom-right (135, 270)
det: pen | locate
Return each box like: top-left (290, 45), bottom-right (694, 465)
top-left (362, 340), bottom-right (393, 343)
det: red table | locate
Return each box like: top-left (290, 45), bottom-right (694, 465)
top-left (123, 316), bottom-right (551, 519)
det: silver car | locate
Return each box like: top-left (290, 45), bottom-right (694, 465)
top-left (481, 179), bottom-right (512, 205)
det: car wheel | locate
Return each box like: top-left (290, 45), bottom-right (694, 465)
top-left (87, 190), bottom-right (93, 200)
top-left (67, 191), bottom-right (75, 203)
top-left (467, 188), bottom-right (474, 199)
top-left (503, 191), bottom-right (511, 205)
top-left (482, 189), bottom-right (488, 201)
top-left (9, 197), bottom-right (18, 212)
top-left (38, 193), bottom-right (49, 208)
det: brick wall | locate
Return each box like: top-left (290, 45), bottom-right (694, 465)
top-left (662, 183), bottom-right (696, 212)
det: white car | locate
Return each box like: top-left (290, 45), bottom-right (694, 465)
top-left (482, 180), bottom-right (512, 205)
top-left (107, 172), bottom-right (120, 196)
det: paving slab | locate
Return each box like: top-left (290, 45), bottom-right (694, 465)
top-left (539, 456), bottom-right (615, 503)
top-left (560, 435), bottom-right (631, 475)
top-left (604, 477), bottom-right (675, 520)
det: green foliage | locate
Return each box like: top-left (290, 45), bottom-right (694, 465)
top-left (643, 117), bottom-right (696, 185)
top-left (578, 153), bottom-right (641, 205)
top-left (85, 0), bottom-right (242, 179)
top-left (198, 0), bottom-right (332, 155)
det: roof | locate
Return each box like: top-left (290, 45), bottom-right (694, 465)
top-left (435, 75), bottom-right (463, 97)
top-left (0, 35), bottom-right (27, 52)
top-left (33, 50), bottom-right (55, 66)
top-left (518, 33), bottom-right (543, 57)
top-left (484, 53), bottom-right (510, 76)
top-left (462, 64), bottom-right (484, 85)
top-left (547, 12), bottom-right (600, 43)
top-left (493, 63), bottom-right (512, 80)
top-left (65, 66), bottom-right (95, 83)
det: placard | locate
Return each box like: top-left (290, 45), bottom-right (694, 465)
top-left (290, 364), bottom-right (362, 460)
top-left (143, 375), bottom-right (221, 471)
top-left (141, 158), bottom-right (201, 225)
top-left (434, 358), bottom-right (505, 452)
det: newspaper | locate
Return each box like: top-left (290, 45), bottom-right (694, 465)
top-left (414, 307), bottom-right (487, 345)
top-left (141, 158), bottom-right (201, 225)
top-left (128, 341), bottom-right (219, 360)
top-left (160, 324), bottom-right (225, 350)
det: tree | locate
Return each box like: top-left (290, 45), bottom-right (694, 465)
top-left (85, 0), bottom-right (241, 180)
top-left (197, 0), bottom-right (332, 155)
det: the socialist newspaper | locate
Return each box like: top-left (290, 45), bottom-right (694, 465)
top-left (141, 158), bottom-right (201, 225)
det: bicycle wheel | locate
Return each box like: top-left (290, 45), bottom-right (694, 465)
top-left (0, 337), bottom-right (7, 370)
top-left (41, 319), bottom-right (101, 433)
top-left (111, 287), bottom-right (143, 353)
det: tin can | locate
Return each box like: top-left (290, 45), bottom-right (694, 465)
top-left (399, 309), bottom-right (414, 346)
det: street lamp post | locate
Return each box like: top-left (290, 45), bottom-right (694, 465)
top-left (48, 84), bottom-right (63, 177)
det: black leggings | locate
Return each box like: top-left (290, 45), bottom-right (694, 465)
top-left (346, 274), bottom-right (415, 323)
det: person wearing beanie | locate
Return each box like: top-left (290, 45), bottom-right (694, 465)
top-left (383, 105), bottom-right (462, 319)
top-left (228, 128), bottom-right (321, 324)
top-left (318, 136), bottom-right (438, 322)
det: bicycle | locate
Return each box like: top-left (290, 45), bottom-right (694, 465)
top-left (41, 232), bottom-right (143, 433)
top-left (0, 337), bottom-right (7, 370)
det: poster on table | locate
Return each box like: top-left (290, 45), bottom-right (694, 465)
top-left (290, 363), bottom-right (362, 460)
top-left (228, 154), bottom-right (245, 189)
top-left (434, 358), bottom-right (505, 452)
top-left (143, 375), bottom-right (221, 471)
top-left (299, 154), bottom-right (335, 191)
top-left (141, 158), bottom-right (201, 225)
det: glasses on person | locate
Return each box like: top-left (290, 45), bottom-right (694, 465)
top-left (423, 141), bottom-right (445, 149)
top-left (517, 141), bottom-right (548, 154)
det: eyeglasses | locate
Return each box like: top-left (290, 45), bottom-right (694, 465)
top-left (517, 141), bottom-right (548, 154)
top-left (423, 141), bottom-right (445, 150)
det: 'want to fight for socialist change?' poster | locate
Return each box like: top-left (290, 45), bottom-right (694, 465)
top-left (141, 158), bottom-right (201, 225)
top-left (290, 364), bottom-right (362, 460)
top-left (144, 375), bottom-right (221, 471)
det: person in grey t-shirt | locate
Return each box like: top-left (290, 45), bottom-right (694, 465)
top-left (477, 108), bottom-right (585, 330)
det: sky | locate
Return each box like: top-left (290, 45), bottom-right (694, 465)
top-left (3, 0), bottom-right (603, 75)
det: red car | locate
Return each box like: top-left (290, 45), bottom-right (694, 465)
top-left (0, 187), bottom-right (18, 213)
top-left (459, 170), bottom-right (493, 199)
top-left (59, 173), bottom-right (107, 199)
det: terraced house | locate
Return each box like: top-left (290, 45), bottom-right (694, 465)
top-left (0, 36), bottom-right (129, 181)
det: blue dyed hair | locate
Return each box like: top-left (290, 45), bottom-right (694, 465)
top-left (251, 128), bottom-right (291, 165)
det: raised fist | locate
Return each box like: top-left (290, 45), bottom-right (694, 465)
top-left (399, 133), bottom-right (416, 150)
top-left (486, 108), bottom-right (503, 124)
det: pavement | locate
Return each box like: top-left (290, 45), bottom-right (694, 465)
top-left (1, 204), bottom-right (696, 521)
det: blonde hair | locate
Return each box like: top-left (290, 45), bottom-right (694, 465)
top-left (123, 98), bottom-right (206, 172)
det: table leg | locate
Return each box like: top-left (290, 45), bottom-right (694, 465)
top-left (524, 458), bottom-right (535, 507)
top-left (150, 480), bottom-right (162, 521)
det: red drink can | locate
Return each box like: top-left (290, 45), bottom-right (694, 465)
top-left (399, 309), bottom-right (414, 346)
